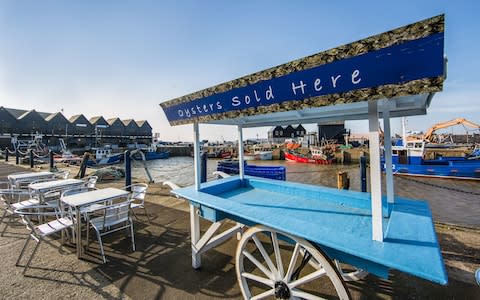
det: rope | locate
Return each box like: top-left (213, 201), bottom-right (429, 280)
top-left (7, 149), bottom-right (15, 154)
top-left (32, 151), bottom-right (49, 158)
top-left (401, 176), bottom-right (480, 196)
top-left (16, 149), bottom-right (29, 156)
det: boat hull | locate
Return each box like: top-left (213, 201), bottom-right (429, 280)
top-left (254, 151), bottom-right (273, 160)
top-left (134, 151), bottom-right (170, 160)
top-left (383, 162), bottom-right (480, 180)
top-left (217, 160), bottom-right (286, 180)
top-left (284, 151), bottom-right (334, 165)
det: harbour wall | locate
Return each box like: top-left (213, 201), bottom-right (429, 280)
top-left (158, 145), bottom-right (193, 157)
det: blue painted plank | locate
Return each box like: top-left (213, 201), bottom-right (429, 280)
top-left (172, 176), bottom-right (447, 285)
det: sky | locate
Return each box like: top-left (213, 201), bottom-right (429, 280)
top-left (1, 1), bottom-right (479, 142)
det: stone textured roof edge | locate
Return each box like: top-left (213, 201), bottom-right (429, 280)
top-left (160, 14), bottom-right (444, 109)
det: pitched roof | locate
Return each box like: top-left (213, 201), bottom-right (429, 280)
top-left (0, 107), bottom-right (18, 119)
top-left (69, 114), bottom-right (85, 122)
top-left (5, 108), bottom-right (27, 119)
top-left (122, 119), bottom-right (135, 126)
top-left (135, 120), bottom-right (151, 128)
top-left (18, 109), bottom-right (45, 120)
top-left (107, 117), bottom-right (122, 125)
top-left (45, 112), bottom-right (67, 122)
top-left (89, 116), bottom-right (107, 124)
top-left (268, 125), bottom-right (283, 133)
top-left (37, 111), bottom-right (51, 119)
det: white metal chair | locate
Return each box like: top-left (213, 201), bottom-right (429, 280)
top-left (54, 170), bottom-right (70, 179)
top-left (124, 183), bottom-right (149, 222)
top-left (0, 188), bottom-right (33, 235)
top-left (14, 205), bottom-right (73, 274)
top-left (87, 200), bottom-right (135, 263)
top-left (85, 176), bottom-right (98, 189)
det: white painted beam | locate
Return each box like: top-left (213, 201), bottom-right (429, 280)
top-left (193, 122), bottom-right (201, 191)
top-left (383, 101), bottom-right (394, 204)
top-left (238, 125), bottom-right (245, 180)
top-left (190, 204), bottom-right (201, 268)
top-left (368, 101), bottom-right (383, 242)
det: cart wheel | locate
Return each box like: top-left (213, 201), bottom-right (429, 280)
top-left (236, 225), bottom-right (350, 299)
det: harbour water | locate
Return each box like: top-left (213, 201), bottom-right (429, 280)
top-left (130, 157), bottom-right (480, 227)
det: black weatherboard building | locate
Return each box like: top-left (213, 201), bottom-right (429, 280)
top-left (268, 124), bottom-right (306, 143)
top-left (318, 122), bottom-right (347, 144)
top-left (0, 107), bottom-right (153, 149)
top-left (0, 107), bottom-right (18, 134)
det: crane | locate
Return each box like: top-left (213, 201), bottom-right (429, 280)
top-left (423, 118), bottom-right (480, 143)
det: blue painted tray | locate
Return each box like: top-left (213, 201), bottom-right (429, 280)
top-left (172, 176), bottom-right (447, 285)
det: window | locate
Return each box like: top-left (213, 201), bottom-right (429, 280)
top-left (280, 130), bottom-right (283, 135)
top-left (275, 131), bottom-right (278, 136)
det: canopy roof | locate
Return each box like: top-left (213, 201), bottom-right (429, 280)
top-left (160, 15), bottom-right (445, 127)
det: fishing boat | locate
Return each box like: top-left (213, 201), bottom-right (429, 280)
top-left (252, 144), bottom-right (273, 160)
top-left (53, 138), bottom-right (82, 165)
top-left (87, 146), bottom-right (123, 166)
top-left (217, 160), bottom-right (286, 180)
top-left (382, 140), bottom-right (480, 180)
top-left (284, 149), bottom-right (335, 164)
top-left (133, 143), bottom-right (170, 160)
top-left (243, 152), bottom-right (256, 160)
top-left (254, 151), bottom-right (273, 160)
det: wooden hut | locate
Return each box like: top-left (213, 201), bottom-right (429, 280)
top-left (106, 118), bottom-right (125, 137)
top-left (16, 110), bottom-right (48, 134)
top-left (267, 125), bottom-right (284, 143)
top-left (69, 114), bottom-right (93, 136)
top-left (45, 112), bottom-right (69, 136)
top-left (122, 119), bottom-right (139, 136)
top-left (136, 120), bottom-right (152, 137)
top-left (294, 124), bottom-right (306, 137)
top-left (0, 107), bottom-right (18, 134)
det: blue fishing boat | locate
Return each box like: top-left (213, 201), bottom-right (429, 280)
top-left (87, 147), bottom-right (123, 166)
top-left (382, 140), bottom-right (480, 180)
top-left (217, 160), bottom-right (286, 180)
top-left (132, 143), bottom-right (170, 161)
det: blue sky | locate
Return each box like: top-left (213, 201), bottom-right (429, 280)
top-left (1, 1), bottom-right (479, 141)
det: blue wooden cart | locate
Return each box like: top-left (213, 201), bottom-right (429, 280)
top-left (161, 15), bottom-right (447, 299)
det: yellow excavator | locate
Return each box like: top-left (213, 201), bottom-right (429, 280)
top-left (422, 118), bottom-right (480, 143)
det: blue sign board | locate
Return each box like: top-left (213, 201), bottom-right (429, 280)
top-left (161, 16), bottom-right (444, 126)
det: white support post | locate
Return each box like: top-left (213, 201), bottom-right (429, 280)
top-left (238, 125), bottom-right (245, 180)
top-left (191, 122), bottom-right (202, 268)
top-left (382, 101), bottom-right (394, 204)
top-left (190, 204), bottom-right (201, 268)
top-left (368, 101), bottom-right (383, 242)
top-left (193, 122), bottom-right (201, 191)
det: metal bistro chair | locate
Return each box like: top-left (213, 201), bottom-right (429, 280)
top-left (85, 176), bottom-right (99, 189)
top-left (54, 170), bottom-right (70, 180)
top-left (88, 200), bottom-right (135, 263)
top-left (124, 183), bottom-right (149, 222)
top-left (14, 205), bottom-right (73, 274)
top-left (0, 188), bottom-right (32, 235)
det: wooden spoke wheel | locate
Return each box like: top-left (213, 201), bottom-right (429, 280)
top-left (235, 225), bottom-right (350, 299)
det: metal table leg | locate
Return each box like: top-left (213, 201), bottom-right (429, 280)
top-left (76, 207), bottom-right (82, 257)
